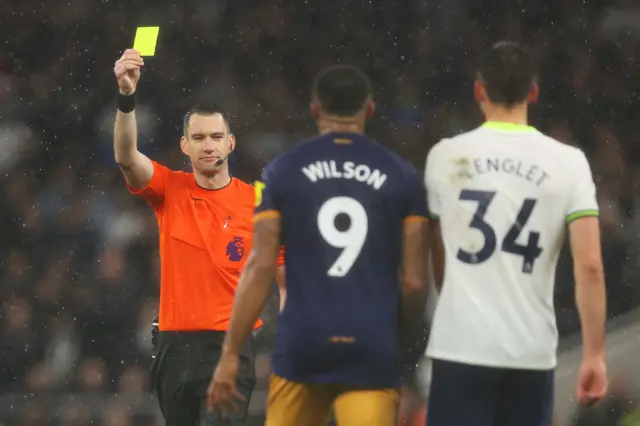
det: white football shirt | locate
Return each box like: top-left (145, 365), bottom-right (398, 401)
top-left (425, 121), bottom-right (599, 370)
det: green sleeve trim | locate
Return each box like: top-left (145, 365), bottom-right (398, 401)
top-left (429, 213), bottom-right (440, 220)
top-left (566, 209), bottom-right (599, 223)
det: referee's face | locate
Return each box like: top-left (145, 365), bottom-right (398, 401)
top-left (181, 113), bottom-right (234, 175)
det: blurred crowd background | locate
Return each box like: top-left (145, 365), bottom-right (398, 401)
top-left (1, 0), bottom-right (640, 425)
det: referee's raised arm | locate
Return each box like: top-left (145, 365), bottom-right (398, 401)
top-left (113, 48), bottom-right (154, 191)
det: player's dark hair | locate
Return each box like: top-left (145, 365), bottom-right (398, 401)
top-left (183, 103), bottom-right (231, 135)
top-left (312, 65), bottom-right (373, 116)
top-left (477, 41), bottom-right (537, 108)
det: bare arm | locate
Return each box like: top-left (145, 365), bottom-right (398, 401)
top-left (113, 49), bottom-right (154, 190)
top-left (428, 219), bottom-right (445, 293)
top-left (569, 216), bottom-right (606, 358)
top-left (399, 218), bottom-right (429, 337)
top-left (114, 110), bottom-right (154, 189)
top-left (222, 217), bottom-right (281, 355)
top-left (275, 266), bottom-right (286, 312)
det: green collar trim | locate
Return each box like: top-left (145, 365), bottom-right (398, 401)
top-left (483, 121), bottom-right (537, 132)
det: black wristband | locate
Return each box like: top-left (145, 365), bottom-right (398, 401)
top-left (117, 92), bottom-right (136, 113)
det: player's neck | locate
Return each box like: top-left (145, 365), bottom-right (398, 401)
top-left (317, 116), bottom-right (364, 135)
top-left (483, 103), bottom-right (529, 126)
top-left (193, 166), bottom-right (232, 190)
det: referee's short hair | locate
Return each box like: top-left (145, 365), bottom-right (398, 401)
top-left (183, 103), bottom-right (231, 136)
top-left (477, 41), bottom-right (537, 108)
top-left (312, 65), bottom-right (373, 116)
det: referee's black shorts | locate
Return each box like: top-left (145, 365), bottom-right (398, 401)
top-left (151, 330), bottom-right (256, 426)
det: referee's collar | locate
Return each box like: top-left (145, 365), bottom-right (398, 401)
top-left (482, 121), bottom-right (536, 133)
top-left (189, 175), bottom-right (235, 200)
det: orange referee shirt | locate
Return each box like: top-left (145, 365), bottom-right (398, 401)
top-left (128, 161), bottom-right (284, 332)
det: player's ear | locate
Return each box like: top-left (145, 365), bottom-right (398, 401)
top-left (229, 133), bottom-right (236, 153)
top-left (528, 83), bottom-right (539, 104)
top-left (365, 99), bottom-right (375, 119)
top-left (474, 80), bottom-right (486, 103)
top-left (310, 102), bottom-right (321, 120)
top-left (180, 135), bottom-right (189, 156)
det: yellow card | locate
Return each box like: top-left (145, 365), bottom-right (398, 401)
top-left (133, 26), bottom-right (160, 56)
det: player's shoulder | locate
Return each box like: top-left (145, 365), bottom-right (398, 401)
top-left (260, 149), bottom-right (295, 180)
top-left (350, 134), bottom-right (421, 186)
top-left (258, 134), bottom-right (337, 177)
top-left (535, 132), bottom-right (589, 161)
top-left (265, 134), bottom-right (339, 171)
top-left (428, 125), bottom-right (500, 151)
top-left (366, 136), bottom-right (416, 171)
top-left (426, 127), bottom-right (483, 162)
top-left (440, 126), bottom-right (487, 145)
top-left (519, 130), bottom-right (592, 176)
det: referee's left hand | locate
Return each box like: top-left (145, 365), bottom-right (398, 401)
top-left (207, 352), bottom-right (246, 418)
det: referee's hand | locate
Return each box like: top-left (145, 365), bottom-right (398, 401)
top-left (207, 351), bottom-right (246, 418)
top-left (114, 49), bottom-right (143, 95)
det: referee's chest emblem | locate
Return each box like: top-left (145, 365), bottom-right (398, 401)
top-left (225, 236), bottom-right (245, 262)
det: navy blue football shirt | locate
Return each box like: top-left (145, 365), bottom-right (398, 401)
top-left (255, 132), bottom-right (428, 388)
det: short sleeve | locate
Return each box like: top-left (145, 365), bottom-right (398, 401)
top-left (565, 150), bottom-right (599, 223)
top-left (402, 162), bottom-right (429, 220)
top-left (424, 142), bottom-right (444, 218)
top-left (255, 158), bottom-right (284, 219)
top-left (126, 160), bottom-right (168, 209)
top-left (255, 160), bottom-right (286, 266)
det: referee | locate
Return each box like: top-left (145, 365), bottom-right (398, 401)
top-left (112, 49), bottom-right (285, 426)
